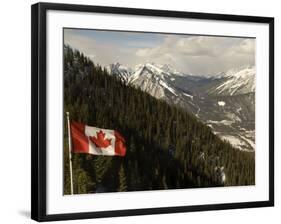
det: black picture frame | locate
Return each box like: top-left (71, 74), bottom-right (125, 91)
top-left (31, 2), bottom-right (274, 222)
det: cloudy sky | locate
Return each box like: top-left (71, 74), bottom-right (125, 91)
top-left (64, 28), bottom-right (255, 76)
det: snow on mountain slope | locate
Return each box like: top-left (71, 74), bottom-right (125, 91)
top-left (129, 63), bottom-right (169, 81)
top-left (209, 66), bottom-right (255, 96)
top-left (128, 63), bottom-right (183, 99)
top-left (106, 63), bottom-right (132, 83)
top-left (160, 64), bottom-right (185, 76)
top-left (106, 62), bottom-right (187, 99)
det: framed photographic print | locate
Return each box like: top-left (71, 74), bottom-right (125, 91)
top-left (31, 2), bottom-right (274, 222)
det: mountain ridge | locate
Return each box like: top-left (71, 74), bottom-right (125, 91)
top-left (106, 62), bottom-right (255, 151)
top-left (106, 62), bottom-right (255, 96)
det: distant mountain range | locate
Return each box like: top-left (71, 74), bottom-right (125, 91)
top-left (106, 62), bottom-right (255, 151)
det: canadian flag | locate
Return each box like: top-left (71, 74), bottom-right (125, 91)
top-left (70, 121), bottom-right (126, 157)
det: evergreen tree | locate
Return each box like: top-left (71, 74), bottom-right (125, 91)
top-left (118, 165), bottom-right (127, 192)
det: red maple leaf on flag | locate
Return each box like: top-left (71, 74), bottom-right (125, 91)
top-left (89, 130), bottom-right (112, 148)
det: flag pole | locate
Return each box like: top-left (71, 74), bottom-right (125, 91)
top-left (66, 112), bottom-right (74, 195)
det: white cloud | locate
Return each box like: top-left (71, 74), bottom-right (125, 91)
top-left (176, 36), bottom-right (222, 57)
top-left (64, 29), bottom-right (135, 66)
top-left (64, 29), bottom-right (255, 76)
top-left (232, 39), bottom-right (255, 55)
top-left (133, 36), bottom-right (255, 75)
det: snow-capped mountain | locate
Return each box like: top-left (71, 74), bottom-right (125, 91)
top-left (159, 64), bottom-right (185, 76)
top-left (106, 63), bottom-right (132, 83)
top-left (208, 66), bottom-right (255, 96)
top-left (106, 62), bottom-right (256, 151)
top-left (108, 62), bottom-right (190, 100)
top-left (128, 63), bottom-right (184, 99)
